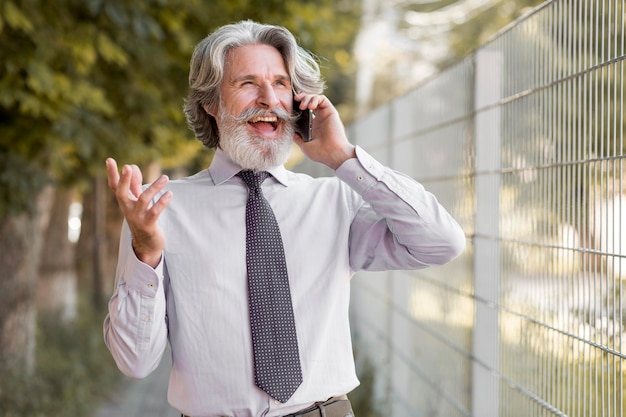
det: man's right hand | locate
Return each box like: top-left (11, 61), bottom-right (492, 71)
top-left (106, 158), bottom-right (172, 268)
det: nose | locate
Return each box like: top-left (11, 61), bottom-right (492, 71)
top-left (257, 81), bottom-right (280, 109)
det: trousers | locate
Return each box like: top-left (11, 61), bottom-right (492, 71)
top-left (181, 395), bottom-right (354, 417)
top-left (284, 395), bottom-right (353, 417)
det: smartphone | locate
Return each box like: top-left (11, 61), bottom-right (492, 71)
top-left (293, 98), bottom-right (313, 142)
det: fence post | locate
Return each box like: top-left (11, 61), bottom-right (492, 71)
top-left (472, 49), bottom-right (502, 417)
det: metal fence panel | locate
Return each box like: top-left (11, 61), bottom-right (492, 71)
top-left (341, 1), bottom-right (626, 416)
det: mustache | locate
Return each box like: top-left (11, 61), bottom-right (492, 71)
top-left (229, 106), bottom-right (298, 124)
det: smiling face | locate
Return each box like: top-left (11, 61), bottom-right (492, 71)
top-left (209, 44), bottom-right (297, 171)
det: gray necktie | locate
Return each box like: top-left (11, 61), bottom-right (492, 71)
top-left (237, 170), bottom-right (302, 403)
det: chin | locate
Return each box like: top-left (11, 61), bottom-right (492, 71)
top-left (220, 117), bottom-right (295, 171)
top-left (228, 137), bottom-right (293, 171)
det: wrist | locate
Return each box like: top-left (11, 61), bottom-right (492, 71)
top-left (132, 241), bottom-right (162, 268)
top-left (328, 144), bottom-right (357, 170)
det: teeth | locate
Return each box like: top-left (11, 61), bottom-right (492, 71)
top-left (250, 116), bottom-right (277, 123)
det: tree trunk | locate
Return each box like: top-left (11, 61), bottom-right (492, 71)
top-left (37, 186), bottom-right (77, 321)
top-left (76, 176), bottom-right (124, 307)
top-left (0, 188), bottom-right (51, 373)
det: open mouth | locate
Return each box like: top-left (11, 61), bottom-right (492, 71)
top-left (248, 115), bottom-right (279, 134)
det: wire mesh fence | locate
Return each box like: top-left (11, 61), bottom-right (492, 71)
top-left (342, 1), bottom-right (625, 416)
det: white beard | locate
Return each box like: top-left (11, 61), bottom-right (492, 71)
top-left (218, 103), bottom-right (295, 172)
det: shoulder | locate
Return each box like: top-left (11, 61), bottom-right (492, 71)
top-left (165, 169), bottom-right (215, 189)
top-left (284, 169), bottom-right (362, 209)
top-left (285, 169), bottom-right (344, 188)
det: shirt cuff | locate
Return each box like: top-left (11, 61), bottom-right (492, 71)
top-left (121, 250), bottom-right (163, 297)
top-left (335, 146), bottom-right (385, 194)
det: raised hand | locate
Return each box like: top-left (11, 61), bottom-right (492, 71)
top-left (293, 93), bottom-right (356, 170)
top-left (106, 158), bottom-right (172, 268)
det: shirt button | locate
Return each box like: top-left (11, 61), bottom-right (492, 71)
top-left (148, 283), bottom-right (155, 288)
top-left (357, 175), bottom-right (364, 181)
top-left (143, 316), bottom-right (150, 322)
top-left (274, 399), bottom-right (280, 405)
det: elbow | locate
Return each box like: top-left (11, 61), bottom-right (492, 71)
top-left (415, 223), bottom-right (466, 267)
top-left (120, 364), bottom-right (155, 380)
top-left (439, 223), bottom-right (466, 264)
top-left (114, 353), bottom-right (156, 380)
top-left (103, 322), bottom-right (162, 379)
top-left (105, 336), bottom-right (160, 379)
top-left (445, 228), bottom-right (466, 263)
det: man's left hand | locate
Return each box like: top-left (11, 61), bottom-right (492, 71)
top-left (293, 93), bottom-right (356, 170)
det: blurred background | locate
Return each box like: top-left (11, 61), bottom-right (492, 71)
top-left (0, 0), bottom-right (542, 416)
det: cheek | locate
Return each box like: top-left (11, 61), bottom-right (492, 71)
top-left (282, 99), bottom-right (294, 113)
top-left (229, 95), bottom-right (258, 116)
top-left (279, 92), bottom-right (294, 110)
top-left (220, 89), bottom-right (247, 114)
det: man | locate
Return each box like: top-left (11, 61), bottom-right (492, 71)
top-left (104, 20), bottom-right (465, 417)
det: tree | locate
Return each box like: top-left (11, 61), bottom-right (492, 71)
top-left (438, 0), bottom-right (546, 65)
top-left (353, 0), bottom-right (545, 112)
top-left (0, 0), bottom-right (361, 372)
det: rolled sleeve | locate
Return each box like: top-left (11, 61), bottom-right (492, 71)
top-left (337, 146), bottom-right (465, 271)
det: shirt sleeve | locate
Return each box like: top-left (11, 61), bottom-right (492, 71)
top-left (103, 219), bottom-right (168, 379)
top-left (335, 146), bottom-right (466, 272)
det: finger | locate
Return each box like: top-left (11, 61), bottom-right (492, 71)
top-left (136, 174), bottom-right (170, 210)
top-left (129, 164), bottom-right (144, 198)
top-left (116, 164), bottom-right (134, 204)
top-left (295, 93), bottom-right (316, 109)
top-left (106, 158), bottom-right (120, 191)
top-left (294, 92), bottom-right (306, 106)
top-left (311, 95), bottom-right (328, 109)
top-left (299, 95), bottom-right (328, 112)
top-left (144, 190), bottom-right (173, 222)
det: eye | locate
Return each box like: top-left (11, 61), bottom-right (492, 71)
top-left (274, 78), bottom-right (291, 88)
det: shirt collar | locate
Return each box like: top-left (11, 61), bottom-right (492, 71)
top-left (208, 147), bottom-right (289, 187)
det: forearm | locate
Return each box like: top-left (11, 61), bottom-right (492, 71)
top-left (325, 143), bottom-right (357, 170)
top-left (103, 221), bottom-right (168, 378)
top-left (338, 146), bottom-right (466, 270)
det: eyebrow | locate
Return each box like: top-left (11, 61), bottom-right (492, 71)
top-left (231, 74), bottom-right (291, 83)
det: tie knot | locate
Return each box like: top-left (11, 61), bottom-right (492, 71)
top-left (237, 170), bottom-right (269, 190)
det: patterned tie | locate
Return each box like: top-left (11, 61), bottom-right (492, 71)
top-left (237, 170), bottom-right (303, 403)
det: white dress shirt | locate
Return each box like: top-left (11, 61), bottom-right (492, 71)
top-left (103, 146), bottom-right (465, 417)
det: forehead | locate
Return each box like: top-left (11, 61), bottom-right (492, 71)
top-left (224, 44), bottom-right (289, 79)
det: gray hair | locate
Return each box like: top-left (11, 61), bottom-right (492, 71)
top-left (183, 20), bottom-right (325, 149)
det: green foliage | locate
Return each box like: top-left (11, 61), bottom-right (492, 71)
top-left (393, 0), bottom-right (546, 68)
top-left (441, 0), bottom-right (546, 65)
top-left (0, 301), bottom-right (121, 417)
top-left (0, 0), bottom-right (361, 215)
top-left (0, 149), bottom-right (48, 217)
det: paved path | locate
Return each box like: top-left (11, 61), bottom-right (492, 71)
top-left (94, 348), bottom-right (179, 417)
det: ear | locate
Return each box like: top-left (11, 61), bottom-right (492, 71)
top-left (203, 103), bottom-right (217, 117)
